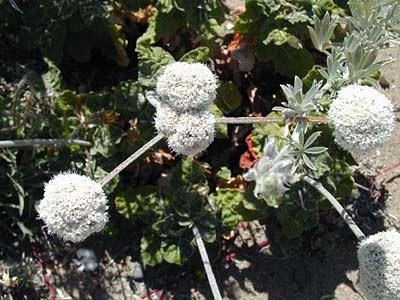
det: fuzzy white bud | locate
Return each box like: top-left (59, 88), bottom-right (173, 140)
top-left (167, 111), bottom-right (216, 156)
top-left (328, 84), bottom-right (394, 155)
top-left (358, 230), bottom-right (400, 300)
top-left (156, 62), bottom-right (218, 112)
top-left (37, 173), bottom-right (109, 243)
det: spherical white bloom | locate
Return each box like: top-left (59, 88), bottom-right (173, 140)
top-left (167, 111), bottom-right (216, 156)
top-left (243, 138), bottom-right (293, 207)
top-left (328, 84), bottom-right (394, 155)
top-left (156, 62), bottom-right (218, 112)
top-left (37, 173), bottom-right (109, 243)
top-left (154, 104), bottom-right (179, 137)
top-left (358, 230), bottom-right (400, 300)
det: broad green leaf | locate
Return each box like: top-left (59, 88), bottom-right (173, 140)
top-left (179, 47), bottom-right (210, 63)
top-left (114, 186), bottom-right (163, 223)
top-left (171, 158), bottom-right (207, 190)
top-left (138, 46), bottom-right (175, 88)
top-left (57, 90), bottom-right (80, 112)
top-left (215, 81), bottom-right (243, 114)
top-left (255, 44), bottom-right (314, 77)
top-left (163, 243), bottom-right (182, 264)
top-left (141, 233), bottom-right (164, 266)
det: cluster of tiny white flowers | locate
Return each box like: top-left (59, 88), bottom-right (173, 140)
top-left (154, 105), bottom-right (179, 137)
top-left (153, 62), bottom-right (218, 156)
top-left (167, 112), bottom-right (216, 156)
top-left (243, 138), bottom-right (293, 207)
top-left (156, 62), bottom-right (218, 112)
top-left (37, 173), bottom-right (109, 243)
top-left (328, 84), bottom-right (394, 155)
top-left (358, 230), bottom-right (400, 300)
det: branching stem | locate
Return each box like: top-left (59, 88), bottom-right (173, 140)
top-left (0, 139), bottom-right (92, 148)
top-left (216, 116), bottom-right (329, 124)
top-left (99, 134), bottom-right (163, 187)
top-left (301, 175), bottom-right (366, 241)
top-left (192, 225), bottom-right (223, 300)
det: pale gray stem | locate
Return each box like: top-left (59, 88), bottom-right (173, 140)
top-left (192, 225), bottom-right (223, 300)
top-left (215, 116), bottom-right (329, 124)
top-left (301, 175), bottom-right (366, 241)
top-left (100, 134), bottom-right (163, 187)
top-left (0, 139), bottom-right (92, 148)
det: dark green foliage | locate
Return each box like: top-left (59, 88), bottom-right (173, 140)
top-left (0, 0), bottom-right (375, 270)
top-left (235, 0), bottom-right (346, 76)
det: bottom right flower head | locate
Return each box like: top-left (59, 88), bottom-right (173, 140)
top-left (358, 230), bottom-right (400, 300)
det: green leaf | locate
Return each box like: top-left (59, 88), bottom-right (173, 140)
top-left (179, 47), bottom-right (210, 63)
top-left (302, 153), bottom-right (317, 170)
top-left (162, 239), bottom-right (193, 265)
top-left (172, 189), bottom-right (205, 218)
top-left (163, 243), bottom-right (182, 264)
top-left (234, 0), bottom-right (269, 36)
top-left (251, 112), bottom-right (283, 153)
top-left (307, 12), bottom-right (337, 53)
top-left (216, 167), bottom-right (231, 181)
top-left (255, 43), bottom-right (314, 77)
top-left (42, 57), bottom-right (62, 99)
top-left (141, 233), bottom-right (164, 266)
top-left (210, 104), bottom-right (227, 139)
top-left (138, 46), bottom-right (175, 88)
top-left (197, 224), bottom-right (217, 243)
top-left (90, 125), bottom-right (125, 158)
top-left (6, 174), bottom-right (25, 216)
top-left (215, 81), bottom-right (243, 114)
top-left (304, 147), bottom-right (328, 155)
top-left (114, 186), bottom-right (164, 223)
top-left (210, 188), bottom-right (244, 227)
top-left (171, 157), bottom-right (207, 191)
top-left (277, 205), bottom-right (303, 239)
top-left (57, 90), bottom-right (80, 112)
top-left (263, 29), bottom-right (302, 49)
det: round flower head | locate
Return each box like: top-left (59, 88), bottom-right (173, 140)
top-left (37, 173), bottom-right (109, 243)
top-left (328, 84), bottom-right (394, 155)
top-left (156, 62), bottom-right (218, 112)
top-left (167, 111), bottom-right (216, 156)
top-left (154, 104), bottom-right (179, 137)
top-left (358, 230), bottom-right (400, 300)
top-left (243, 137), bottom-right (293, 207)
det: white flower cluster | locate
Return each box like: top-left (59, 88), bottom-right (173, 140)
top-left (156, 62), bottom-right (218, 112)
top-left (37, 173), bottom-right (109, 243)
top-left (243, 138), bottom-right (293, 207)
top-left (328, 84), bottom-right (394, 155)
top-left (358, 230), bottom-right (400, 300)
top-left (154, 62), bottom-right (218, 156)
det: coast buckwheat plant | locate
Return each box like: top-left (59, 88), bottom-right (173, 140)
top-left (25, 1), bottom-right (399, 300)
top-left (328, 84), bottom-right (394, 155)
top-left (37, 173), bottom-right (109, 243)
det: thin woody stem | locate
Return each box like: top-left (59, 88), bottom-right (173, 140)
top-left (301, 175), bottom-right (366, 241)
top-left (216, 116), bottom-right (329, 124)
top-left (0, 139), bottom-right (92, 148)
top-left (192, 225), bottom-right (223, 300)
top-left (99, 134), bottom-right (163, 187)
